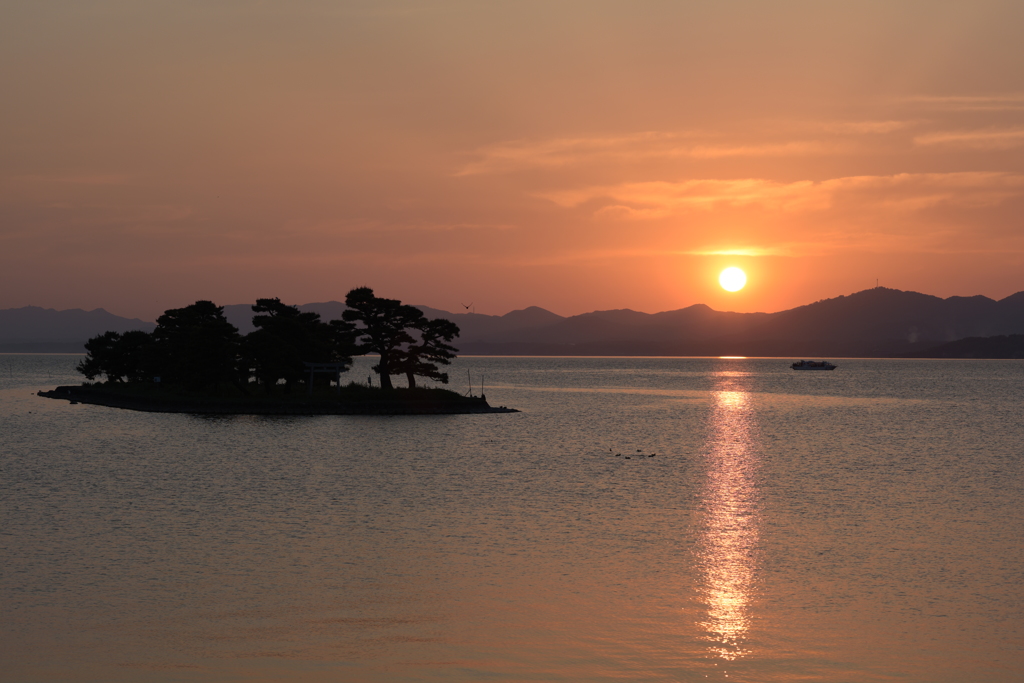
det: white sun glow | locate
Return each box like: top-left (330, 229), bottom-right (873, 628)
top-left (719, 267), bottom-right (747, 292)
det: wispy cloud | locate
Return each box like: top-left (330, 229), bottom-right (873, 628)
top-left (539, 178), bottom-right (817, 216)
top-left (497, 234), bottom-right (1003, 267)
top-left (819, 120), bottom-right (915, 134)
top-left (687, 141), bottom-right (834, 159)
top-left (903, 94), bottom-right (1024, 111)
top-left (456, 132), bottom-right (692, 176)
top-left (457, 118), bottom-right (930, 176)
top-left (539, 172), bottom-right (1024, 219)
top-left (684, 231), bottom-right (1024, 260)
top-left (683, 247), bottom-right (788, 257)
top-left (456, 133), bottom-right (841, 176)
top-left (914, 127), bottom-right (1024, 150)
top-left (286, 219), bottom-right (516, 236)
top-left (512, 245), bottom-right (789, 267)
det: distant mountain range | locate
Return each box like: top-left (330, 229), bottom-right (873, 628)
top-left (4, 287), bottom-right (1024, 357)
top-left (0, 307), bottom-right (157, 353)
top-left (420, 287), bottom-right (1024, 357)
top-left (901, 334), bottom-right (1024, 359)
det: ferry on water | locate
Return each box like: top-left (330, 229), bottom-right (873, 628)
top-left (791, 360), bottom-right (837, 371)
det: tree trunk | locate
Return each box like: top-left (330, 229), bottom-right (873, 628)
top-left (406, 371), bottom-right (416, 389)
top-left (378, 350), bottom-right (394, 390)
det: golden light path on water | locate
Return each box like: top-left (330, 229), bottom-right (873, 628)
top-left (697, 371), bottom-right (760, 661)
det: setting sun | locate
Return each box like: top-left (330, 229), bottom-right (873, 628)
top-left (719, 267), bottom-right (747, 292)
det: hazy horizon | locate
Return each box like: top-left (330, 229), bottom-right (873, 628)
top-left (8, 283), bottom-right (1024, 324)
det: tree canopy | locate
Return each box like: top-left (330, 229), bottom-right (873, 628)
top-left (76, 330), bottom-right (154, 383)
top-left (244, 298), bottom-right (358, 393)
top-left (394, 317), bottom-right (460, 389)
top-left (150, 300), bottom-right (243, 390)
top-left (76, 289), bottom-right (460, 393)
top-left (342, 287), bottom-right (425, 390)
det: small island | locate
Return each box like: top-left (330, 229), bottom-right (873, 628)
top-left (39, 288), bottom-right (518, 416)
top-left (39, 383), bottom-right (514, 415)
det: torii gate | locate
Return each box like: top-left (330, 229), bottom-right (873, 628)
top-left (303, 362), bottom-right (349, 395)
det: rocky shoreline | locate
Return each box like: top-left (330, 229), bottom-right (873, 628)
top-left (38, 385), bottom-right (519, 416)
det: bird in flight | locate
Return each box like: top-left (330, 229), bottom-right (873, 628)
top-left (461, 302), bottom-right (473, 310)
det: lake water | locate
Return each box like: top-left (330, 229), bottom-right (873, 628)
top-left (2, 354), bottom-right (1023, 682)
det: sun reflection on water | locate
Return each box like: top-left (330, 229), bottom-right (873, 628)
top-left (697, 379), bottom-right (761, 660)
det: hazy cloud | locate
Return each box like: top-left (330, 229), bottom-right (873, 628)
top-left (540, 172), bottom-right (1024, 219)
top-left (687, 141), bottom-right (838, 159)
top-left (457, 118), bottom-right (926, 175)
top-left (914, 128), bottom-right (1024, 150)
top-left (818, 120), bottom-right (915, 134)
top-left (683, 247), bottom-right (790, 257)
top-left (457, 133), bottom-right (842, 176)
top-left (904, 94), bottom-right (1024, 111)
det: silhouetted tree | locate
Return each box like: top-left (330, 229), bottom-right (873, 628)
top-left (78, 331), bottom-right (124, 382)
top-left (77, 330), bottom-right (154, 382)
top-left (394, 317), bottom-right (460, 389)
top-left (329, 317), bottom-right (361, 366)
top-left (150, 300), bottom-right (242, 390)
top-left (75, 293), bottom-right (452, 395)
top-left (243, 298), bottom-right (358, 393)
top-left (342, 287), bottom-right (424, 390)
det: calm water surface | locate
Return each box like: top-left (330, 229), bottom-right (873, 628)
top-left (2, 355), bottom-right (1023, 682)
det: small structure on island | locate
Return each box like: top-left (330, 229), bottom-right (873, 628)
top-left (303, 362), bottom-right (351, 395)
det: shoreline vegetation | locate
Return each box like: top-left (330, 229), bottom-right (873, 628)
top-left (39, 383), bottom-right (517, 415)
top-left (52, 287), bottom-right (519, 415)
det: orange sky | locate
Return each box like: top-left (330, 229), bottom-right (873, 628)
top-left (3, 1), bottom-right (1024, 320)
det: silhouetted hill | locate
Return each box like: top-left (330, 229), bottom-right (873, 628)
top-left (741, 289), bottom-right (1004, 343)
top-left (901, 334), bottom-right (1024, 358)
top-left (713, 288), bottom-right (1024, 356)
top-left (412, 305), bottom-right (565, 341)
top-left (221, 301), bottom-right (565, 339)
top-left (6, 287), bottom-right (1024, 356)
top-left (449, 304), bottom-right (770, 347)
top-left (453, 288), bottom-right (1024, 356)
top-left (0, 306), bottom-right (155, 352)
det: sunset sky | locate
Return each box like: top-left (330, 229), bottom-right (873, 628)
top-left (3, 1), bottom-right (1024, 320)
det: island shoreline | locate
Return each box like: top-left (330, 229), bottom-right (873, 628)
top-left (38, 385), bottom-right (519, 415)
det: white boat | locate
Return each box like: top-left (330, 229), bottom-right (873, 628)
top-left (791, 360), bottom-right (837, 371)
